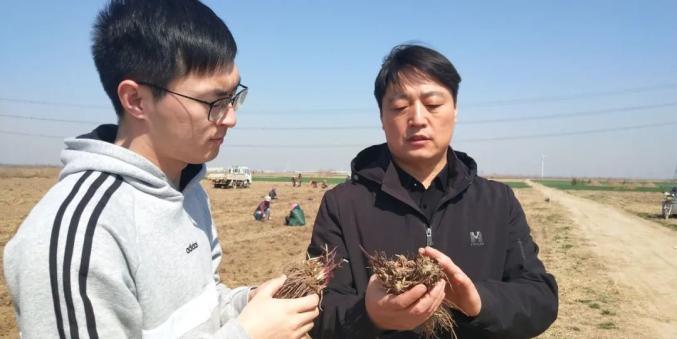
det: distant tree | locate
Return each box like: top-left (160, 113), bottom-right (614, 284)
top-left (571, 177), bottom-right (578, 186)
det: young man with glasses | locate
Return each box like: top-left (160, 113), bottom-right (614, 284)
top-left (4, 1), bottom-right (318, 338)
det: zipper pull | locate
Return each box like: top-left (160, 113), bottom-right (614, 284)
top-left (426, 227), bottom-right (433, 246)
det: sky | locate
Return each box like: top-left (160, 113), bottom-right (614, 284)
top-left (1, 1), bottom-right (676, 179)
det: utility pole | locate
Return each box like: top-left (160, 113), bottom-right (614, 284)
top-left (541, 154), bottom-right (546, 179)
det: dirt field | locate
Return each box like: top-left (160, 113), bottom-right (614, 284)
top-left (1, 169), bottom-right (676, 338)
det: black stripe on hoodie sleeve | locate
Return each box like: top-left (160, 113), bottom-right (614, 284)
top-left (50, 170), bottom-right (93, 339)
top-left (79, 175), bottom-right (123, 339)
top-left (62, 172), bottom-right (110, 339)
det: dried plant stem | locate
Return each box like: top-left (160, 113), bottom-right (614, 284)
top-left (367, 251), bottom-right (457, 339)
top-left (273, 247), bottom-right (338, 302)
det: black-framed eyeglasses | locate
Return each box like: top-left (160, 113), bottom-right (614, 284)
top-left (137, 81), bottom-right (248, 122)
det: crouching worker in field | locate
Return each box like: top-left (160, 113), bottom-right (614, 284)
top-left (269, 187), bottom-right (278, 200)
top-left (2, 1), bottom-right (319, 338)
top-left (285, 203), bottom-right (306, 226)
top-left (255, 195), bottom-right (272, 221)
top-left (307, 44), bottom-right (558, 338)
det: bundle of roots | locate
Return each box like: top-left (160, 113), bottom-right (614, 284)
top-left (368, 251), bottom-right (456, 339)
top-left (273, 247), bottom-right (338, 301)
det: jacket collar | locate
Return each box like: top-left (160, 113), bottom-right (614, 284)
top-left (351, 143), bottom-right (477, 212)
top-left (393, 156), bottom-right (450, 193)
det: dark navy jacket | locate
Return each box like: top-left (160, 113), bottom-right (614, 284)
top-left (308, 144), bottom-right (558, 339)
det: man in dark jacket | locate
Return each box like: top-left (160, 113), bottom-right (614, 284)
top-left (307, 44), bottom-right (558, 338)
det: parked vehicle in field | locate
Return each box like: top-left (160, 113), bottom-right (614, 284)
top-left (662, 187), bottom-right (677, 219)
top-left (207, 166), bottom-right (252, 189)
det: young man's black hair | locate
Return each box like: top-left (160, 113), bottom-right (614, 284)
top-left (373, 44), bottom-right (461, 112)
top-left (92, 0), bottom-right (237, 116)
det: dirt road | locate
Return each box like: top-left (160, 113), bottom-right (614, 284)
top-left (529, 180), bottom-right (677, 337)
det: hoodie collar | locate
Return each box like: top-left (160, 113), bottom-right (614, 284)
top-left (74, 124), bottom-right (204, 192)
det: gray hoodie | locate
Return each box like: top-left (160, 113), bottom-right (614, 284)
top-left (4, 125), bottom-right (250, 338)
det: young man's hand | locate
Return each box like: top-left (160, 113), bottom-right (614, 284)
top-left (419, 247), bottom-right (482, 317)
top-left (365, 274), bottom-right (446, 331)
top-left (238, 275), bottom-right (319, 339)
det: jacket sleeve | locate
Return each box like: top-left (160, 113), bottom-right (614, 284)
top-left (86, 218), bottom-right (249, 339)
top-left (77, 227), bottom-right (251, 339)
top-left (208, 204), bottom-right (252, 338)
top-left (307, 191), bottom-right (382, 339)
top-left (39, 223), bottom-right (142, 339)
top-left (458, 186), bottom-right (558, 338)
top-left (212, 283), bottom-right (251, 339)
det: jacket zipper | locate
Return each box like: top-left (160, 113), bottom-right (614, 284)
top-left (426, 226), bottom-right (433, 246)
top-left (517, 238), bottom-right (527, 260)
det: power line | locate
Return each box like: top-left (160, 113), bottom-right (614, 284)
top-left (237, 126), bottom-right (371, 130)
top-left (224, 144), bottom-right (360, 148)
top-left (0, 130), bottom-right (64, 139)
top-left (3, 120), bottom-right (676, 146)
top-left (459, 101), bottom-right (677, 125)
top-left (0, 113), bottom-right (104, 125)
top-left (0, 97), bottom-right (111, 110)
top-left (462, 83), bottom-right (677, 107)
top-left (2, 82), bottom-right (676, 112)
top-left (2, 101), bottom-right (676, 130)
top-left (455, 121), bottom-right (677, 143)
top-left (226, 121), bottom-right (677, 146)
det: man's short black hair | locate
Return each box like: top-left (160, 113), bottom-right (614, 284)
top-left (374, 44), bottom-right (461, 112)
top-left (92, 0), bottom-right (237, 117)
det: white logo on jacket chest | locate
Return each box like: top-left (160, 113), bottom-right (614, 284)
top-left (469, 231), bottom-right (484, 246)
top-left (186, 242), bottom-right (199, 254)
